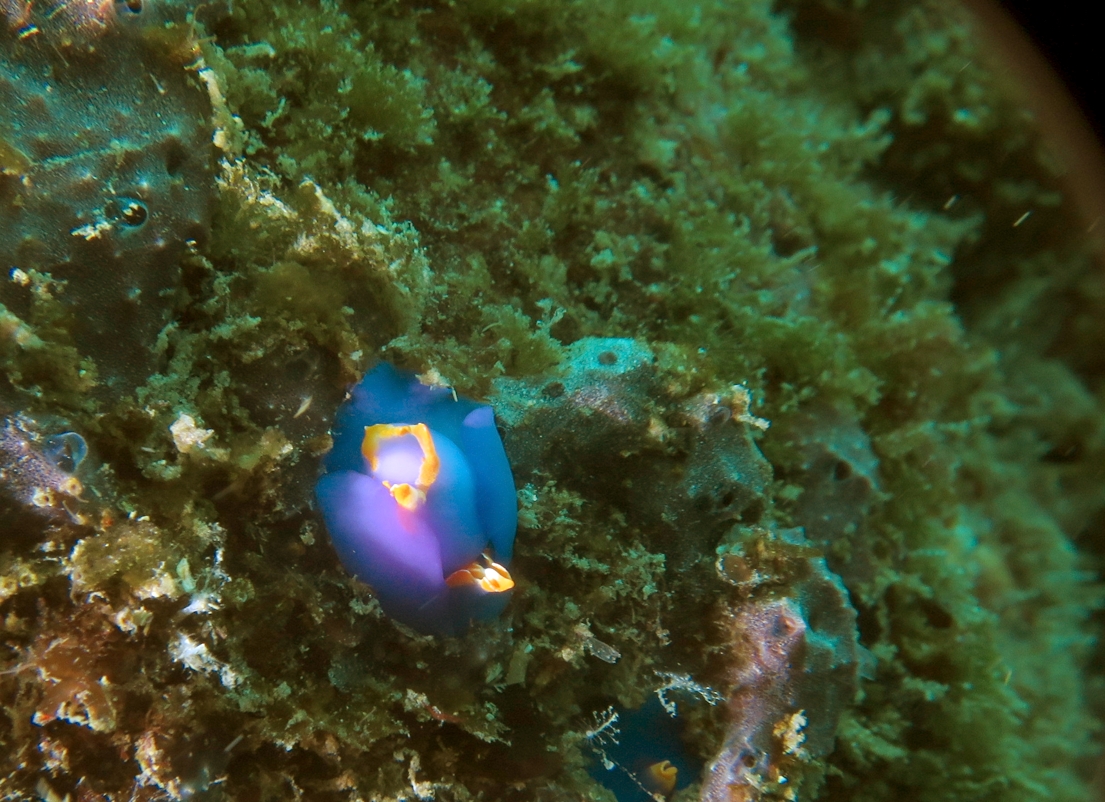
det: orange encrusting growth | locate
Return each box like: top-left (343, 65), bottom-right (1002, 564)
top-left (646, 760), bottom-right (678, 795)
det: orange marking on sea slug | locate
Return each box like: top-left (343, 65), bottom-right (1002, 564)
top-left (445, 556), bottom-right (514, 593)
top-left (361, 423), bottom-right (440, 509)
top-left (362, 423), bottom-right (440, 487)
top-left (381, 481), bottom-right (425, 511)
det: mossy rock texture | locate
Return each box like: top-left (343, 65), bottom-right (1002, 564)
top-left (1, 0), bottom-right (1103, 800)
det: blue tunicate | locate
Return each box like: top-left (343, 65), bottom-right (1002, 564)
top-left (42, 432), bottom-right (88, 474)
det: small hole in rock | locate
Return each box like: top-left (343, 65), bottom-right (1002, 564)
top-left (111, 198), bottom-right (148, 227)
top-left (597, 351), bottom-right (617, 366)
top-left (543, 381), bottom-right (565, 398)
top-left (122, 202), bottom-right (147, 226)
top-left (736, 499), bottom-right (764, 523)
top-left (164, 140), bottom-right (187, 177)
top-left (709, 406), bottom-right (732, 425)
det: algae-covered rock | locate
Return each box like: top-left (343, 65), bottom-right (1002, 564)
top-left (777, 405), bottom-right (884, 590)
top-left (0, 0), bottom-right (214, 395)
top-left (496, 337), bottom-right (773, 567)
top-left (1, 0), bottom-right (1103, 800)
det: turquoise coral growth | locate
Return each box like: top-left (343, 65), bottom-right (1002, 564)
top-left (0, 0), bottom-right (1103, 800)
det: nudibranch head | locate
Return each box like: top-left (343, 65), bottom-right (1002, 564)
top-left (362, 423), bottom-right (440, 510)
top-left (316, 363), bottom-right (517, 636)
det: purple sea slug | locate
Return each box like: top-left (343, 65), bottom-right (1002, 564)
top-left (316, 363), bottom-right (517, 636)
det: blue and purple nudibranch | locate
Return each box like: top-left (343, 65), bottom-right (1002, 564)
top-left (316, 363), bottom-right (517, 635)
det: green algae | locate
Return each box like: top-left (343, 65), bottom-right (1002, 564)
top-left (2, 0), bottom-right (1104, 800)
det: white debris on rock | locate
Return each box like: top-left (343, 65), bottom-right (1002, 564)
top-left (170, 413), bottom-right (214, 454)
top-left (169, 632), bottom-right (239, 688)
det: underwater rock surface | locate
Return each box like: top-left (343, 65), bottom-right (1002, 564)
top-left (782, 405), bottom-right (884, 589)
top-left (709, 527), bottom-right (862, 800)
top-left (0, 414), bottom-right (86, 534)
top-left (0, 0), bottom-right (214, 393)
top-left (0, 0), bottom-right (1103, 800)
top-left (495, 337), bottom-right (773, 566)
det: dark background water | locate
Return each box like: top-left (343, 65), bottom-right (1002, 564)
top-left (1003, 0), bottom-right (1105, 142)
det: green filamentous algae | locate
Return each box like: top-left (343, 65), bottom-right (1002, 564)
top-left (0, 1), bottom-right (1101, 801)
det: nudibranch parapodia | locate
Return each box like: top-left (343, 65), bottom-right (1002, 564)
top-left (316, 363), bottom-right (517, 636)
